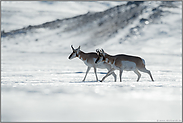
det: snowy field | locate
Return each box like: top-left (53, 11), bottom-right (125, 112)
top-left (1, 51), bottom-right (182, 122)
top-left (1, 1), bottom-right (182, 122)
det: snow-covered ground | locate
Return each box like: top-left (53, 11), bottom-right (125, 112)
top-left (1, 51), bottom-right (182, 122)
top-left (1, 1), bottom-right (182, 122)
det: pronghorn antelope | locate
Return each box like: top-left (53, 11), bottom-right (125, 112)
top-left (95, 49), bottom-right (154, 82)
top-left (68, 45), bottom-right (117, 82)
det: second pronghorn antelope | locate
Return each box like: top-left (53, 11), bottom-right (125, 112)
top-left (68, 45), bottom-right (117, 82)
top-left (95, 49), bottom-right (154, 82)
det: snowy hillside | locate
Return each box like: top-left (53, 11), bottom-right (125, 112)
top-left (1, 1), bottom-right (182, 55)
top-left (1, 1), bottom-right (126, 32)
top-left (1, 1), bottom-right (182, 122)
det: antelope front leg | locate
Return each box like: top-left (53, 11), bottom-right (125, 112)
top-left (100, 68), bottom-right (115, 82)
top-left (94, 67), bottom-right (98, 82)
top-left (82, 66), bottom-right (91, 82)
top-left (107, 72), bottom-right (117, 82)
top-left (106, 67), bottom-right (117, 82)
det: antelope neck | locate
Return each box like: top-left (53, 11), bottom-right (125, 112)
top-left (78, 50), bottom-right (87, 61)
top-left (105, 53), bottom-right (115, 64)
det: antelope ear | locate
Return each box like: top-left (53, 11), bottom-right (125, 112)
top-left (100, 49), bottom-right (105, 56)
top-left (78, 46), bottom-right (80, 50)
top-left (71, 45), bottom-right (74, 51)
top-left (101, 49), bottom-right (104, 53)
top-left (96, 49), bottom-right (100, 53)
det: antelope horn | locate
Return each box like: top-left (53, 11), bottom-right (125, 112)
top-left (101, 49), bottom-right (104, 53)
top-left (71, 45), bottom-right (74, 50)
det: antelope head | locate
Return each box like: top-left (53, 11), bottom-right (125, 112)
top-left (95, 49), bottom-right (106, 64)
top-left (68, 45), bottom-right (80, 59)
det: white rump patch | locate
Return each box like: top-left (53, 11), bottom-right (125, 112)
top-left (142, 59), bottom-right (145, 65)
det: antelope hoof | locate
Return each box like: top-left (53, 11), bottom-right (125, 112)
top-left (100, 80), bottom-right (102, 82)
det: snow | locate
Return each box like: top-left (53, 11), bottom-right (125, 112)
top-left (1, 1), bottom-right (182, 122)
top-left (1, 52), bottom-right (181, 122)
top-left (1, 1), bottom-right (126, 32)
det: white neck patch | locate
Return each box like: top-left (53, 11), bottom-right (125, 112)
top-left (106, 58), bottom-right (108, 62)
top-left (113, 60), bottom-right (115, 65)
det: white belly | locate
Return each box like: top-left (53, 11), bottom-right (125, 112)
top-left (83, 58), bottom-right (107, 69)
top-left (95, 62), bottom-right (108, 69)
top-left (112, 64), bottom-right (120, 70)
top-left (83, 59), bottom-right (93, 67)
top-left (121, 61), bottom-right (136, 71)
